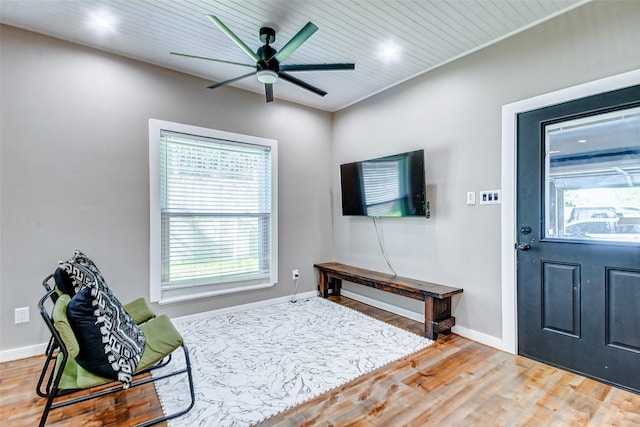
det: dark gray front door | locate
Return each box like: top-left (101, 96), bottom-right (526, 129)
top-left (517, 85), bottom-right (640, 393)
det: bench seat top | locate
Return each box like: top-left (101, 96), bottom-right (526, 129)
top-left (315, 262), bottom-right (463, 299)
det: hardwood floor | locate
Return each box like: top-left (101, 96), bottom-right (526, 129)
top-left (0, 355), bottom-right (166, 427)
top-left (1, 296), bottom-right (638, 426)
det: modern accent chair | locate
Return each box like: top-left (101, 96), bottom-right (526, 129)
top-left (37, 273), bottom-right (195, 426)
top-left (36, 273), bottom-right (166, 398)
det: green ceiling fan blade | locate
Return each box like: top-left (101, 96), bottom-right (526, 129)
top-left (273, 22), bottom-right (318, 63)
top-left (207, 71), bottom-right (256, 89)
top-left (279, 72), bottom-right (327, 97)
top-left (265, 83), bottom-right (274, 103)
top-left (207, 15), bottom-right (260, 63)
top-left (170, 52), bottom-right (255, 68)
top-left (280, 63), bottom-right (355, 72)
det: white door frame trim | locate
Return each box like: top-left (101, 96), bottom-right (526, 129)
top-left (500, 69), bottom-right (640, 354)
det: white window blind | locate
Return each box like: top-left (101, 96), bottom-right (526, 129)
top-left (149, 120), bottom-right (277, 304)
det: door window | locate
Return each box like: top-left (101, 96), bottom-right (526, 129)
top-left (544, 105), bottom-right (640, 242)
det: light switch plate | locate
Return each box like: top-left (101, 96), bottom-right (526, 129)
top-left (480, 190), bottom-right (501, 205)
top-left (466, 191), bottom-right (476, 205)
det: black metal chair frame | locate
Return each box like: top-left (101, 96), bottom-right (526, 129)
top-left (36, 274), bottom-right (173, 398)
top-left (37, 288), bottom-right (195, 427)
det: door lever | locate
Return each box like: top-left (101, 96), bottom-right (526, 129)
top-left (518, 243), bottom-right (531, 251)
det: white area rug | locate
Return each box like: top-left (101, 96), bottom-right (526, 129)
top-left (153, 297), bottom-right (432, 426)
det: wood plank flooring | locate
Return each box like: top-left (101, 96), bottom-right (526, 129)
top-left (0, 355), bottom-right (166, 427)
top-left (1, 296), bottom-right (639, 426)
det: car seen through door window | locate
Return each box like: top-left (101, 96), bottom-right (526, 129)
top-left (544, 106), bottom-right (640, 243)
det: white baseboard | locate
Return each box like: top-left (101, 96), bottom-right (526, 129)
top-left (341, 289), bottom-right (504, 351)
top-left (341, 289), bottom-right (424, 322)
top-left (451, 324), bottom-right (506, 350)
top-left (0, 291), bottom-right (319, 363)
top-left (172, 290), bottom-right (318, 323)
top-left (0, 342), bottom-right (48, 363)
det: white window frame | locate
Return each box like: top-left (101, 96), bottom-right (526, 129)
top-left (149, 119), bottom-right (278, 304)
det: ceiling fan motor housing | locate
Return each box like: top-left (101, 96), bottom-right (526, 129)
top-left (259, 27), bottom-right (276, 44)
top-left (257, 42), bottom-right (278, 72)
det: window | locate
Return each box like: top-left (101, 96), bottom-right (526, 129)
top-left (149, 119), bottom-right (278, 304)
top-left (544, 105), bottom-right (640, 243)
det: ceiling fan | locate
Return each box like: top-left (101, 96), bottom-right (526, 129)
top-left (171, 15), bottom-right (355, 103)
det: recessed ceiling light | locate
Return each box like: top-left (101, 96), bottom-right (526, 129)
top-left (382, 45), bottom-right (397, 56)
top-left (95, 17), bottom-right (112, 29)
top-left (378, 41), bottom-right (401, 62)
top-left (578, 139), bottom-right (587, 143)
top-left (90, 11), bottom-right (116, 32)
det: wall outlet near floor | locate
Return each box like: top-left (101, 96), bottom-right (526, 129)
top-left (479, 190), bottom-right (501, 205)
top-left (292, 269), bottom-right (300, 280)
top-left (15, 307), bottom-right (30, 324)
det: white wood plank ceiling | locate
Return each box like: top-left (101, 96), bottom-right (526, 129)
top-left (0, 0), bottom-right (587, 112)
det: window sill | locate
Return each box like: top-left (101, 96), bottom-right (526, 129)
top-left (156, 282), bottom-right (276, 305)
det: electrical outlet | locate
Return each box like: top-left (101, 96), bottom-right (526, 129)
top-left (15, 307), bottom-right (30, 324)
top-left (292, 269), bottom-right (299, 280)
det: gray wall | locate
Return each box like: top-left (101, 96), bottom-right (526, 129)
top-left (332, 0), bottom-right (640, 339)
top-left (2, 0), bottom-right (640, 355)
top-left (0, 25), bottom-right (333, 353)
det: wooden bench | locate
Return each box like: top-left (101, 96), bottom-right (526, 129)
top-left (314, 262), bottom-right (463, 340)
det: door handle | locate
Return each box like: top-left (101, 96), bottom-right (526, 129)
top-left (518, 243), bottom-right (531, 251)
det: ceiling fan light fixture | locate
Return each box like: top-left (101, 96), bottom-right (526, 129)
top-left (257, 70), bottom-right (278, 84)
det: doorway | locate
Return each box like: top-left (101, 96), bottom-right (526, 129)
top-left (515, 85), bottom-right (640, 392)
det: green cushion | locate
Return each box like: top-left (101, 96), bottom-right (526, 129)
top-left (51, 294), bottom-right (79, 358)
top-left (124, 297), bottom-right (156, 325)
top-left (55, 353), bottom-right (111, 390)
top-left (55, 314), bottom-right (184, 390)
top-left (137, 315), bottom-right (183, 370)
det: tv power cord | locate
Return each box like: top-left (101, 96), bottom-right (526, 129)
top-left (289, 274), bottom-right (311, 304)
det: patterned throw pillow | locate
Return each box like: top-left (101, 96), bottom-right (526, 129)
top-left (60, 250), bottom-right (146, 387)
top-left (58, 250), bottom-right (106, 294)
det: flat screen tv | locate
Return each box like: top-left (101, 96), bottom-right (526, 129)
top-left (340, 149), bottom-right (428, 217)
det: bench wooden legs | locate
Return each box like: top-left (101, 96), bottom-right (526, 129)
top-left (424, 297), bottom-right (455, 341)
top-left (331, 278), bottom-right (342, 296)
top-left (319, 271), bottom-right (329, 297)
top-left (318, 272), bottom-right (341, 297)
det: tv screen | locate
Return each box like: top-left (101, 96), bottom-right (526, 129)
top-left (340, 149), bottom-right (427, 217)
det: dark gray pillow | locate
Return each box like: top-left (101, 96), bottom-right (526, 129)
top-left (66, 287), bottom-right (113, 379)
top-left (54, 267), bottom-right (75, 296)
